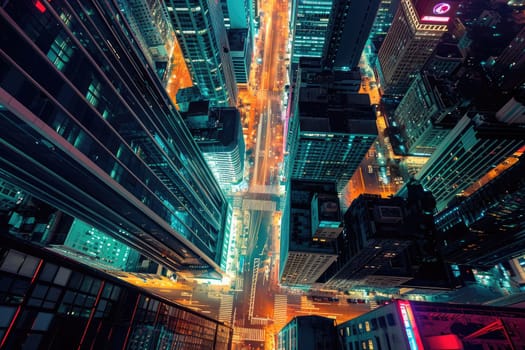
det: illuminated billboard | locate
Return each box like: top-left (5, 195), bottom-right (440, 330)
top-left (415, 0), bottom-right (457, 24)
top-left (398, 300), bottom-right (424, 350)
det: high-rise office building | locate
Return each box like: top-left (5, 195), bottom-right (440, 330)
top-left (183, 104), bottom-right (246, 193)
top-left (323, 0), bottom-right (382, 71)
top-left (488, 26), bottom-right (525, 92)
top-left (326, 194), bottom-right (415, 290)
top-left (0, 0), bottom-right (231, 276)
top-left (3, 193), bottom-right (62, 245)
top-left (286, 60), bottom-right (377, 192)
top-left (369, 0), bottom-right (401, 50)
top-left (220, 0), bottom-right (250, 29)
top-left (277, 315), bottom-right (338, 350)
top-left (324, 184), bottom-right (448, 291)
top-left (219, 0), bottom-right (253, 87)
top-left (279, 181), bottom-right (340, 286)
top-left (376, 0), bottom-right (453, 95)
top-left (63, 219), bottom-right (141, 271)
top-left (176, 86), bottom-right (206, 112)
top-left (435, 155), bottom-right (525, 267)
top-left (399, 112), bottom-right (525, 210)
top-left (0, 235), bottom-right (232, 349)
top-left (423, 41), bottom-right (464, 78)
top-left (393, 72), bottom-right (463, 156)
top-left (228, 29), bottom-right (252, 85)
top-left (289, 0), bottom-right (333, 79)
top-left (119, 0), bottom-right (175, 83)
top-left (338, 299), bottom-right (525, 350)
top-left (166, 0), bottom-right (237, 106)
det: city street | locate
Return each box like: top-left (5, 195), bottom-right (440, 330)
top-left (233, 1), bottom-right (389, 348)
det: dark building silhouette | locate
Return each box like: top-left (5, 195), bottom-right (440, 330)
top-left (488, 26), bottom-right (525, 92)
top-left (277, 315), bottom-right (338, 350)
top-left (435, 155), bottom-right (525, 267)
top-left (324, 184), bottom-right (456, 291)
top-left (323, 0), bottom-right (381, 71)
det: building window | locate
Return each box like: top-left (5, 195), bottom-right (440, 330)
top-left (47, 33), bottom-right (74, 72)
top-left (0, 249), bottom-right (40, 277)
top-left (386, 313), bottom-right (396, 326)
top-left (0, 306), bottom-right (17, 329)
top-left (378, 316), bottom-right (386, 329)
top-left (86, 78), bottom-right (101, 107)
top-left (32, 312), bottom-right (54, 331)
top-left (371, 318), bottom-right (378, 330)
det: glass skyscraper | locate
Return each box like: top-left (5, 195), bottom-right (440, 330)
top-left (289, 0), bottom-right (333, 78)
top-left (323, 0), bottom-right (381, 70)
top-left (0, 0), bottom-right (230, 276)
top-left (376, 0), bottom-right (451, 95)
top-left (165, 0), bottom-right (238, 107)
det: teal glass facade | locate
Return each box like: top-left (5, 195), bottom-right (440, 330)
top-left (166, 0), bottom-right (238, 107)
top-left (0, 0), bottom-right (230, 275)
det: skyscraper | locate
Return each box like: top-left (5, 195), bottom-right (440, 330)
top-left (399, 112), bottom-right (525, 210)
top-left (376, 0), bottom-right (454, 95)
top-left (393, 72), bottom-right (462, 156)
top-left (119, 0), bottom-right (176, 83)
top-left (423, 41), bottom-right (464, 78)
top-left (0, 179), bottom-right (26, 211)
top-left (279, 181), bottom-right (340, 286)
top-left (62, 219), bottom-right (141, 271)
top-left (488, 26), bottom-right (525, 92)
top-left (369, 0), bottom-right (401, 50)
top-left (183, 104), bottom-right (246, 193)
top-left (324, 184), bottom-right (446, 291)
top-left (220, 0), bottom-right (251, 29)
top-left (0, 0), bottom-right (231, 276)
top-left (287, 61), bottom-right (377, 192)
top-left (323, 0), bottom-right (382, 71)
top-left (289, 0), bottom-right (333, 79)
top-left (228, 29), bottom-right (252, 85)
top-left (435, 155), bottom-right (525, 267)
top-left (166, 0), bottom-right (238, 106)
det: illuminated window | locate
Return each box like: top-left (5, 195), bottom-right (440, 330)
top-left (86, 78), bottom-right (101, 107)
top-left (47, 33), bottom-right (74, 72)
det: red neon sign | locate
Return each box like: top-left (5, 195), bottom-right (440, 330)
top-left (35, 0), bottom-right (46, 13)
top-left (398, 300), bottom-right (424, 350)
